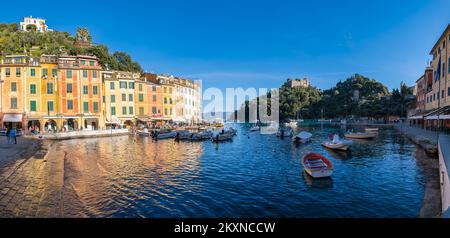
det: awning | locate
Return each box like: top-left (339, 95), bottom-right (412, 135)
top-left (408, 115), bottom-right (423, 120)
top-left (2, 114), bottom-right (23, 122)
top-left (426, 115), bottom-right (450, 120)
top-left (136, 118), bottom-right (150, 122)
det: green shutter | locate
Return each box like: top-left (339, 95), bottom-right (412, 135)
top-left (111, 107), bottom-right (116, 115)
top-left (84, 102), bottom-right (89, 112)
top-left (47, 101), bottom-right (54, 112)
top-left (94, 102), bottom-right (99, 113)
top-left (30, 84), bottom-right (36, 94)
top-left (30, 101), bottom-right (36, 112)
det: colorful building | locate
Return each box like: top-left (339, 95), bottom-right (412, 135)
top-left (1, 54), bottom-right (202, 132)
top-left (40, 55), bottom-right (60, 132)
top-left (144, 73), bottom-right (163, 124)
top-left (157, 75), bottom-right (175, 120)
top-left (0, 55), bottom-right (28, 130)
top-left (57, 55), bottom-right (103, 131)
top-left (102, 71), bottom-right (138, 128)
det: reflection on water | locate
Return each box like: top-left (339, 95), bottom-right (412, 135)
top-left (39, 124), bottom-right (435, 218)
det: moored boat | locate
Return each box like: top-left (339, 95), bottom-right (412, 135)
top-left (277, 128), bottom-right (293, 137)
top-left (137, 128), bottom-right (151, 137)
top-left (365, 128), bottom-right (379, 133)
top-left (302, 153), bottom-right (334, 178)
top-left (321, 134), bottom-right (350, 151)
top-left (321, 141), bottom-right (349, 151)
top-left (156, 131), bottom-right (178, 139)
top-left (344, 132), bottom-right (377, 139)
top-left (211, 133), bottom-right (233, 142)
top-left (293, 131), bottom-right (312, 143)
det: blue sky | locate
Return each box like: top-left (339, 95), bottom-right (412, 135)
top-left (1, 0), bottom-right (449, 93)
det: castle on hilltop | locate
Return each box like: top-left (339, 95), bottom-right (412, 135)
top-left (19, 16), bottom-right (52, 32)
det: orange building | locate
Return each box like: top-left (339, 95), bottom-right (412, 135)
top-left (0, 55), bottom-right (28, 130)
top-left (144, 73), bottom-right (163, 124)
top-left (57, 55), bottom-right (103, 131)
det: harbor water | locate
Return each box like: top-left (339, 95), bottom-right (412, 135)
top-left (40, 124), bottom-right (437, 217)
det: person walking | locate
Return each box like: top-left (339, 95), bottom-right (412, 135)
top-left (10, 127), bottom-right (17, 144)
top-left (5, 127), bottom-right (10, 144)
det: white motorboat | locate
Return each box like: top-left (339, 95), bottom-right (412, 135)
top-left (344, 132), bottom-right (377, 139)
top-left (302, 153), bottom-right (334, 178)
top-left (277, 128), bottom-right (293, 137)
top-left (321, 134), bottom-right (349, 151)
top-left (289, 121), bottom-right (298, 128)
top-left (293, 131), bottom-right (312, 143)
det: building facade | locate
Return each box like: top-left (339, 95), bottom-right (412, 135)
top-left (1, 54), bottom-right (203, 132)
top-left (102, 71), bottom-right (138, 127)
top-left (0, 55), bottom-right (28, 130)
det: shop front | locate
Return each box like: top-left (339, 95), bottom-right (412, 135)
top-left (1, 113), bottom-right (25, 130)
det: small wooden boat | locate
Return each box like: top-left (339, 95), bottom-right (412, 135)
top-left (293, 131), bottom-right (312, 143)
top-left (344, 132), bottom-right (377, 139)
top-left (321, 141), bottom-right (349, 151)
top-left (302, 153), bottom-right (334, 178)
top-left (249, 126), bottom-right (260, 131)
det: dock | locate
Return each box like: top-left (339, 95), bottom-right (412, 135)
top-left (394, 123), bottom-right (450, 217)
top-left (30, 129), bottom-right (130, 140)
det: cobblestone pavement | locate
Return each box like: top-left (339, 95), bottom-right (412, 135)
top-left (0, 137), bottom-right (56, 217)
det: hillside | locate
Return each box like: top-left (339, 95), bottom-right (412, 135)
top-left (0, 23), bottom-right (142, 73)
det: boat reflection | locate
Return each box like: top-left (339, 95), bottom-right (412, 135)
top-left (302, 171), bottom-right (333, 189)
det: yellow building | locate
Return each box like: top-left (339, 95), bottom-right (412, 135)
top-left (135, 77), bottom-right (149, 124)
top-left (157, 75), bottom-right (174, 120)
top-left (0, 55), bottom-right (28, 130)
top-left (102, 71), bottom-right (138, 128)
top-left (39, 55), bottom-right (60, 131)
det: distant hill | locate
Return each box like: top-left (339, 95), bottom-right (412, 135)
top-left (0, 23), bottom-right (142, 73)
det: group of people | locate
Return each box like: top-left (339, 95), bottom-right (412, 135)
top-left (2, 127), bottom-right (18, 144)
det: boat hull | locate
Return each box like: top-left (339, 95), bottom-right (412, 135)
top-left (321, 141), bottom-right (349, 151)
top-left (304, 168), bottom-right (334, 178)
top-left (302, 153), bottom-right (334, 178)
top-left (344, 133), bottom-right (377, 139)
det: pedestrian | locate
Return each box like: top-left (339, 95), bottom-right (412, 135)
top-left (5, 127), bottom-right (10, 144)
top-left (10, 127), bottom-right (17, 144)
